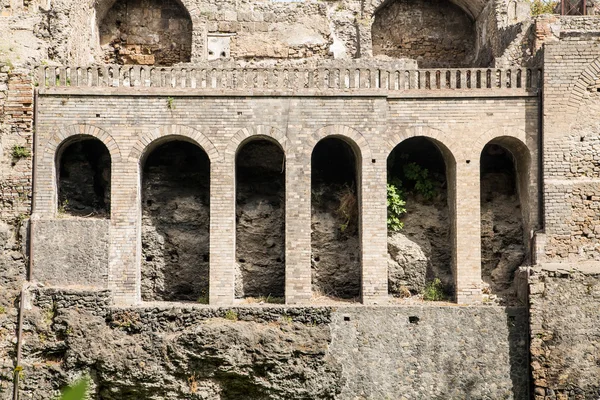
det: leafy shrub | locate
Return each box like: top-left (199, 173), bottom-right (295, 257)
top-left (530, 0), bottom-right (558, 15)
top-left (403, 163), bottom-right (436, 200)
top-left (387, 183), bottom-right (406, 232)
top-left (423, 278), bottom-right (446, 301)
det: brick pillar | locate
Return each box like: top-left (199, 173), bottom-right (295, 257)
top-left (108, 161), bottom-right (140, 304)
top-left (285, 157), bottom-right (312, 304)
top-left (209, 161), bottom-right (235, 305)
top-left (454, 161), bottom-right (483, 304)
top-left (361, 157), bottom-right (388, 304)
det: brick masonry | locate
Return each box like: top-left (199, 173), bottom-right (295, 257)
top-left (30, 91), bottom-right (539, 305)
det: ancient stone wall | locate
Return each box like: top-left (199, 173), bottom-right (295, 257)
top-left (8, 287), bottom-right (529, 399)
top-left (99, 0), bottom-right (193, 65)
top-left (529, 268), bottom-right (600, 400)
top-left (0, 0), bottom-right (533, 67)
top-left (372, 0), bottom-right (477, 68)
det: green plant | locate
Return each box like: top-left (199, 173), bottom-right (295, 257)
top-left (224, 310), bottom-right (238, 321)
top-left (197, 296), bottom-right (208, 304)
top-left (387, 183), bottom-right (406, 232)
top-left (0, 306), bottom-right (5, 314)
top-left (58, 199), bottom-right (69, 214)
top-left (56, 376), bottom-right (89, 400)
top-left (403, 162), bottom-right (436, 200)
top-left (11, 145), bottom-right (31, 160)
top-left (166, 96), bottom-right (175, 110)
top-left (530, 0), bottom-right (558, 15)
top-left (423, 278), bottom-right (446, 301)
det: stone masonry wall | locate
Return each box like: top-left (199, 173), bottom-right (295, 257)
top-left (529, 268), bottom-right (600, 400)
top-left (0, 68), bottom-right (34, 398)
top-left (0, 0), bottom-right (532, 68)
top-left (9, 287), bottom-right (529, 399)
top-left (99, 0), bottom-right (193, 65)
top-left (371, 0), bottom-right (477, 68)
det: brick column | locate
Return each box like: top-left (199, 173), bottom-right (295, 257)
top-left (209, 161), bottom-right (235, 305)
top-left (285, 157), bottom-right (312, 304)
top-left (454, 161), bottom-right (482, 304)
top-left (109, 160), bottom-right (140, 305)
top-left (361, 157), bottom-right (388, 304)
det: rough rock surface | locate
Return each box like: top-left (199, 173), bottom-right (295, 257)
top-left (311, 182), bottom-right (360, 300)
top-left (17, 290), bottom-right (342, 400)
top-left (392, 194), bottom-right (453, 293)
top-left (481, 159), bottom-right (526, 301)
top-left (235, 140), bottom-right (285, 299)
top-left (387, 231), bottom-right (428, 295)
top-left (8, 288), bottom-right (529, 400)
top-left (142, 141), bottom-right (210, 302)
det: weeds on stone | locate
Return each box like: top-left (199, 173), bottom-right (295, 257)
top-left (166, 96), bottom-right (175, 110)
top-left (11, 145), bottom-right (31, 160)
top-left (0, 306), bottom-right (5, 314)
top-left (423, 278), bottom-right (446, 301)
top-left (224, 310), bottom-right (238, 321)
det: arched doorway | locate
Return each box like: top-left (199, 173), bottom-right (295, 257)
top-left (311, 137), bottom-right (361, 301)
top-left (141, 140), bottom-right (210, 302)
top-left (386, 137), bottom-right (453, 299)
top-left (235, 138), bottom-right (286, 302)
top-left (57, 137), bottom-right (111, 218)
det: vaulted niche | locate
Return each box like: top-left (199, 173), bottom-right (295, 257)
top-left (235, 139), bottom-right (285, 301)
top-left (387, 137), bottom-right (453, 298)
top-left (141, 141), bottom-right (210, 302)
top-left (99, 0), bottom-right (192, 65)
top-left (480, 141), bottom-right (529, 302)
top-left (57, 137), bottom-right (111, 218)
top-left (311, 138), bottom-right (361, 300)
top-left (372, 0), bottom-right (476, 68)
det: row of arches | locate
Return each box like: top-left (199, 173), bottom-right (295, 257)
top-left (55, 130), bottom-right (532, 303)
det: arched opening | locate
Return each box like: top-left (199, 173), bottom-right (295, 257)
top-left (480, 139), bottom-right (529, 302)
top-left (371, 0), bottom-right (476, 68)
top-left (57, 137), bottom-right (111, 218)
top-left (141, 140), bottom-right (210, 302)
top-left (235, 139), bottom-right (285, 302)
top-left (386, 137), bottom-right (453, 299)
top-left (311, 137), bottom-right (361, 301)
top-left (99, 0), bottom-right (192, 65)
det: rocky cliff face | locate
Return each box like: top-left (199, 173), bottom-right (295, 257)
top-left (4, 288), bottom-right (529, 399)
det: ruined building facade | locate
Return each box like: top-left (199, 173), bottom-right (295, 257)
top-left (0, 0), bottom-right (600, 399)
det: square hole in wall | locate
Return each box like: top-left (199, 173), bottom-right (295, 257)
top-left (207, 34), bottom-right (232, 61)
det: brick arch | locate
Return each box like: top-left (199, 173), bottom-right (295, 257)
top-left (566, 57), bottom-right (600, 118)
top-left (384, 125), bottom-right (457, 163)
top-left (129, 125), bottom-right (219, 163)
top-left (368, 0), bottom-right (482, 19)
top-left (225, 125), bottom-right (288, 159)
top-left (470, 126), bottom-right (531, 162)
top-left (308, 125), bottom-right (372, 161)
top-left (94, 0), bottom-right (199, 23)
top-left (43, 124), bottom-right (121, 163)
